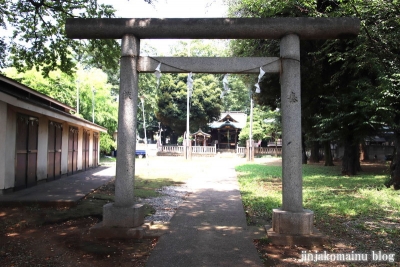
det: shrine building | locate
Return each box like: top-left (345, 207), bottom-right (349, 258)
top-left (208, 111), bottom-right (247, 149)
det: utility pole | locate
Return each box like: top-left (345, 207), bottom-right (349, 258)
top-left (140, 96), bottom-right (148, 159)
top-left (92, 88), bottom-right (96, 123)
top-left (249, 90), bottom-right (254, 161)
top-left (76, 79), bottom-right (80, 114)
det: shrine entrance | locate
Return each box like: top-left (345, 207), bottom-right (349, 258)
top-left (66, 17), bottom-right (359, 243)
top-left (209, 112), bottom-right (246, 150)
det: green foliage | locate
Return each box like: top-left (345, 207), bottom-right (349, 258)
top-left (99, 132), bottom-right (115, 155)
top-left (238, 107), bottom-right (281, 145)
top-left (155, 40), bottom-right (250, 137)
top-left (220, 74), bottom-right (250, 112)
top-left (228, 0), bottom-right (400, 176)
top-left (155, 72), bottom-right (222, 135)
top-left (177, 136), bottom-right (184, 145)
top-left (170, 40), bottom-right (230, 57)
top-left (137, 73), bottom-right (162, 139)
top-left (0, 0), bottom-right (157, 76)
top-left (3, 66), bottom-right (77, 107)
top-left (1, 0), bottom-right (121, 76)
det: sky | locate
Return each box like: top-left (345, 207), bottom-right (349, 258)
top-left (99, 0), bottom-right (229, 55)
top-left (107, 0), bottom-right (228, 18)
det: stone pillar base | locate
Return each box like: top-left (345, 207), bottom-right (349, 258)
top-left (90, 203), bottom-right (146, 239)
top-left (272, 208), bottom-right (314, 235)
top-left (266, 226), bottom-right (328, 246)
top-left (267, 208), bottom-right (327, 246)
top-left (102, 203), bottom-right (145, 228)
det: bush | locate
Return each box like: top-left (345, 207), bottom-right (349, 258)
top-left (100, 132), bottom-right (116, 155)
top-left (177, 136), bottom-right (184, 145)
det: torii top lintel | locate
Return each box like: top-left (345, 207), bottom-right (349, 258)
top-left (65, 17), bottom-right (360, 40)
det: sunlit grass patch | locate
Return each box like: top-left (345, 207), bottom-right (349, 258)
top-left (134, 177), bottom-right (184, 198)
top-left (236, 163), bottom-right (399, 229)
top-left (99, 156), bottom-right (116, 164)
top-left (236, 164), bottom-right (282, 218)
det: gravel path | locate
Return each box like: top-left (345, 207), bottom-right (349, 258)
top-left (141, 185), bottom-right (193, 224)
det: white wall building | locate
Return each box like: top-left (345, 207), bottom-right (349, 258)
top-left (0, 74), bottom-right (107, 193)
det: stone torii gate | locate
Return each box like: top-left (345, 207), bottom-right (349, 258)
top-left (66, 17), bottom-right (359, 243)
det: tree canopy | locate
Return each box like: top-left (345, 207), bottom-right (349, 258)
top-left (0, 0), bottom-right (157, 77)
top-left (154, 40), bottom-right (249, 142)
top-left (238, 106), bottom-right (281, 146)
top-left (155, 73), bottom-right (222, 138)
top-left (227, 0), bottom-right (400, 184)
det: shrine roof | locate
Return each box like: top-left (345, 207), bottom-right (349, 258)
top-left (191, 128), bottom-right (211, 137)
top-left (209, 112), bottom-right (247, 129)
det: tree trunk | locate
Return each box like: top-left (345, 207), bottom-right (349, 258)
top-left (386, 130), bottom-right (400, 190)
top-left (309, 141), bottom-right (320, 163)
top-left (302, 133), bottom-right (307, 164)
top-left (360, 141), bottom-right (370, 161)
top-left (341, 134), bottom-right (361, 175)
top-left (150, 130), bottom-right (155, 142)
top-left (324, 141), bottom-right (334, 166)
top-left (170, 133), bottom-right (178, 145)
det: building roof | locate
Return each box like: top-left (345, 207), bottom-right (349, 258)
top-left (0, 74), bottom-right (75, 113)
top-left (0, 74), bottom-right (106, 132)
top-left (209, 111), bottom-right (247, 129)
top-left (191, 128), bottom-right (211, 137)
top-left (365, 136), bottom-right (386, 143)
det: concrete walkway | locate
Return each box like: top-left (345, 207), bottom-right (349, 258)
top-left (146, 159), bottom-right (264, 267)
top-left (0, 158), bottom-right (268, 266)
top-left (0, 165), bottom-right (115, 207)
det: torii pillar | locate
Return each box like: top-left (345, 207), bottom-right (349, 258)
top-left (66, 18), bottom-right (359, 243)
top-left (267, 34), bottom-right (317, 245)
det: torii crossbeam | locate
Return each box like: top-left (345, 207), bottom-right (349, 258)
top-left (66, 17), bottom-right (359, 244)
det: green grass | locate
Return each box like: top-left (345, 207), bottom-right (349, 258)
top-left (99, 156), bottom-right (116, 165)
top-left (236, 165), bottom-right (282, 219)
top-left (236, 163), bottom-right (400, 229)
top-left (36, 158), bottom-right (190, 224)
top-left (134, 177), bottom-right (184, 198)
top-left (37, 177), bottom-right (178, 224)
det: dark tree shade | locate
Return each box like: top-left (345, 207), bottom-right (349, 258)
top-left (228, 0), bottom-right (400, 181)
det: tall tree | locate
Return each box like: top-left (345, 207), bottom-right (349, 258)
top-left (155, 73), bottom-right (222, 138)
top-left (220, 74), bottom-right (250, 112)
top-left (155, 39), bottom-right (248, 141)
top-left (312, 1), bottom-right (399, 176)
top-left (137, 72), bottom-right (160, 142)
top-left (228, 0), bottom-right (328, 165)
top-left (0, 0), bottom-right (155, 76)
top-left (238, 107), bottom-right (281, 146)
top-left (227, 0), bottom-right (400, 179)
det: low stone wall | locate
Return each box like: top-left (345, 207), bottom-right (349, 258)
top-left (156, 151), bottom-right (182, 157)
top-left (157, 151), bottom-right (217, 157)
